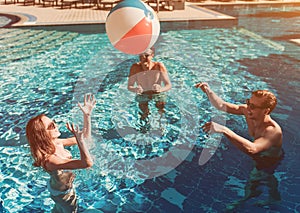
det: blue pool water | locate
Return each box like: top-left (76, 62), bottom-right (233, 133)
top-left (0, 4), bottom-right (300, 212)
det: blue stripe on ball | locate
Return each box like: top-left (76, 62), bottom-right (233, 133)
top-left (108, 0), bottom-right (149, 17)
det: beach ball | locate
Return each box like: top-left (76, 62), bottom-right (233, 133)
top-left (105, 0), bottom-right (160, 55)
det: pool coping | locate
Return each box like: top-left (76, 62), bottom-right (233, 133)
top-left (0, 1), bottom-right (299, 30)
top-left (0, 3), bottom-right (238, 31)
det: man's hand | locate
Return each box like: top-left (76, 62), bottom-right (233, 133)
top-left (202, 121), bottom-right (226, 134)
top-left (195, 82), bottom-right (209, 93)
top-left (136, 85), bottom-right (143, 94)
top-left (152, 84), bottom-right (161, 93)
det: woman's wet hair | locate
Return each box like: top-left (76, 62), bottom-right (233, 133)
top-left (26, 114), bottom-right (56, 167)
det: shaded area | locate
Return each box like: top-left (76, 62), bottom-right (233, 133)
top-left (238, 54), bottom-right (300, 78)
top-left (237, 54), bottom-right (300, 90)
top-left (246, 11), bottom-right (300, 18)
top-left (98, 58), bottom-right (135, 92)
top-left (272, 33), bottom-right (300, 41)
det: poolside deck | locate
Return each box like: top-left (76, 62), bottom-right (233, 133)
top-left (1, 0), bottom-right (300, 27)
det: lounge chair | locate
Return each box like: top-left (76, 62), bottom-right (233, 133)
top-left (15, 0), bottom-right (35, 5)
top-left (96, 0), bottom-right (120, 10)
top-left (60, 0), bottom-right (80, 8)
top-left (41, 0), bottom-right (56, 6)
top-left (147, 0), bottom-right (173, 12)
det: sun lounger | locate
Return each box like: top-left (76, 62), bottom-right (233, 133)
top-left (96, 0), bottom-right (120, 9)
top-left (60, 0), bottom-right (80, 8)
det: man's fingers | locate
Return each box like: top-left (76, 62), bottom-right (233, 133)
top-left (194, 83), bottom-right (201, 88)
top-left (201, 122), bottom-right (212, 133)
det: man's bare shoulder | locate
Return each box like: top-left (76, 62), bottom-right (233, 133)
top-left (240, 104), bottom-right (248, 114)
top-left (267, 118), bottom-right (282, 133)
top-left (129, 63), bottom-right (142, 76)
top-left (264, 121), bottom-right (282, 145)
top-left (265, 125), bottom-right (281, 135)
top-left (130, 62), bottom-right (141, 69)
top-left (155, 62), bottom-right (167, 72)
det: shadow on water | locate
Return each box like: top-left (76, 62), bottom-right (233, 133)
top-left (98, 58), bottom-right (136, 93)
top-left (246, 11), bottom-right (300, 18)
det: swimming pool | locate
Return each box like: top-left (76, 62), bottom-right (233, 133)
top-left (0, 3), bottom-right (299, 212)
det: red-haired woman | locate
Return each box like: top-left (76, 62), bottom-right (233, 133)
top-left (26, 94), bottom-right (96, 213)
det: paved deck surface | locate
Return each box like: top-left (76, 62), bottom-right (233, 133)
top-left (1, 0), bottom-right (299, 27)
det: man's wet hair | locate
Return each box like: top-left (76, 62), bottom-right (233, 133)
top-left (252, 90), bottom-right (277, 114)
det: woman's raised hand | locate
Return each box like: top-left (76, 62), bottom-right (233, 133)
top-left (66, 122), bottom-right (84, 142)
top-left (78, 94), bottom-right (96, 117)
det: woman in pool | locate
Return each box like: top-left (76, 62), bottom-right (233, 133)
top-left (26, 94), bottom-right (96, 212)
